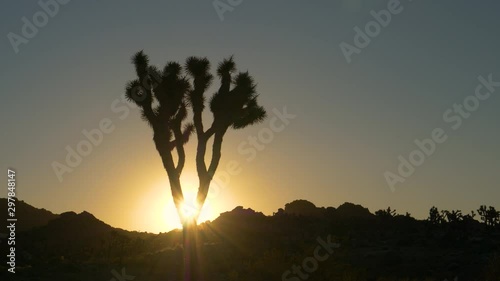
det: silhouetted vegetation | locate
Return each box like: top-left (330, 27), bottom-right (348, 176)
top-left (477, 205), bottom-right (500, 227)
top-left (2, 199), bottom-right (499, 280)
top-left (375, 207), bottom-right (397, 219)
top-left (124, 52), bottom-right (267, 280)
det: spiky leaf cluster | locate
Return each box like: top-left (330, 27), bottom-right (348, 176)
top-left (125, 51), bottom-right (268, 223)
top-left (125, 52), bottom-right (193, 143)
top-left (210, 57), bottom-right (266, 131)
top-left (126, 52), bottom-right (267, 142)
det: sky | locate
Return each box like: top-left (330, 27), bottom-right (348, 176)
top-left (1, 0), bottom-right (499, 233)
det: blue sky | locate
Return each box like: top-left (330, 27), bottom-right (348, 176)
top-left (1, 0), bottom-right (499, 232)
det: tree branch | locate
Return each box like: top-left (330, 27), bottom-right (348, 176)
top-left (208, 129), bottom-right (226, 177)
top-left (172, 125), bottom-right (186, 175)
top-left (204, 124), bottom-right (216, 139)
top-left (153, 126), bottom-right (184, 215)
top-left (141, 103), bottom-right (156, 127)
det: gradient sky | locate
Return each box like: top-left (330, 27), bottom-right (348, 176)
top-left (1, 0), bottom-right (499, 233)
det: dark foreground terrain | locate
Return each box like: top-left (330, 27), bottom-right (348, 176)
top-left (1, 199), bottom-right (499, 281)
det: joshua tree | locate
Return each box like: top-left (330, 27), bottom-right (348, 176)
top-left (478, 205), bottom-right (500, 227)
top-left (125, 51), bottom-right (266, 280)
top-left (428, 206), bottom-right (444, 225)
top-left (442, 210), bottom-right (463, 224)
top-left (463, 210), bottom-right (476, 221)
top-left (375, 207), bottom-right (397, 219)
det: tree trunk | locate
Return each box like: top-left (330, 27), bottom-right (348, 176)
top-left (183, 218), bottom-right (200, 281)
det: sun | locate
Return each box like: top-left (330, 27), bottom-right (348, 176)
top-left (135, 173), bottom-right (218, 232)
top-left (179, 191), bottom-right (200, 222)
top-left (138, 173), bottom-right (214, 233)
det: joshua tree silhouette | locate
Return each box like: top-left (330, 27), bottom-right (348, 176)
top-left (478, 205), bottom-right (500, 227)
top-left (375, 207), bottom-right (397, 219)
top-left (428, 206), bottom-right (444, 225)
top-left (125, 51), bottom-right (266, 280)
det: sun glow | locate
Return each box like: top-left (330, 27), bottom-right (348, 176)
top-left (136, 173), bottom-right (217, 232)
top-left (180, 191), bottom-right (200, 222)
